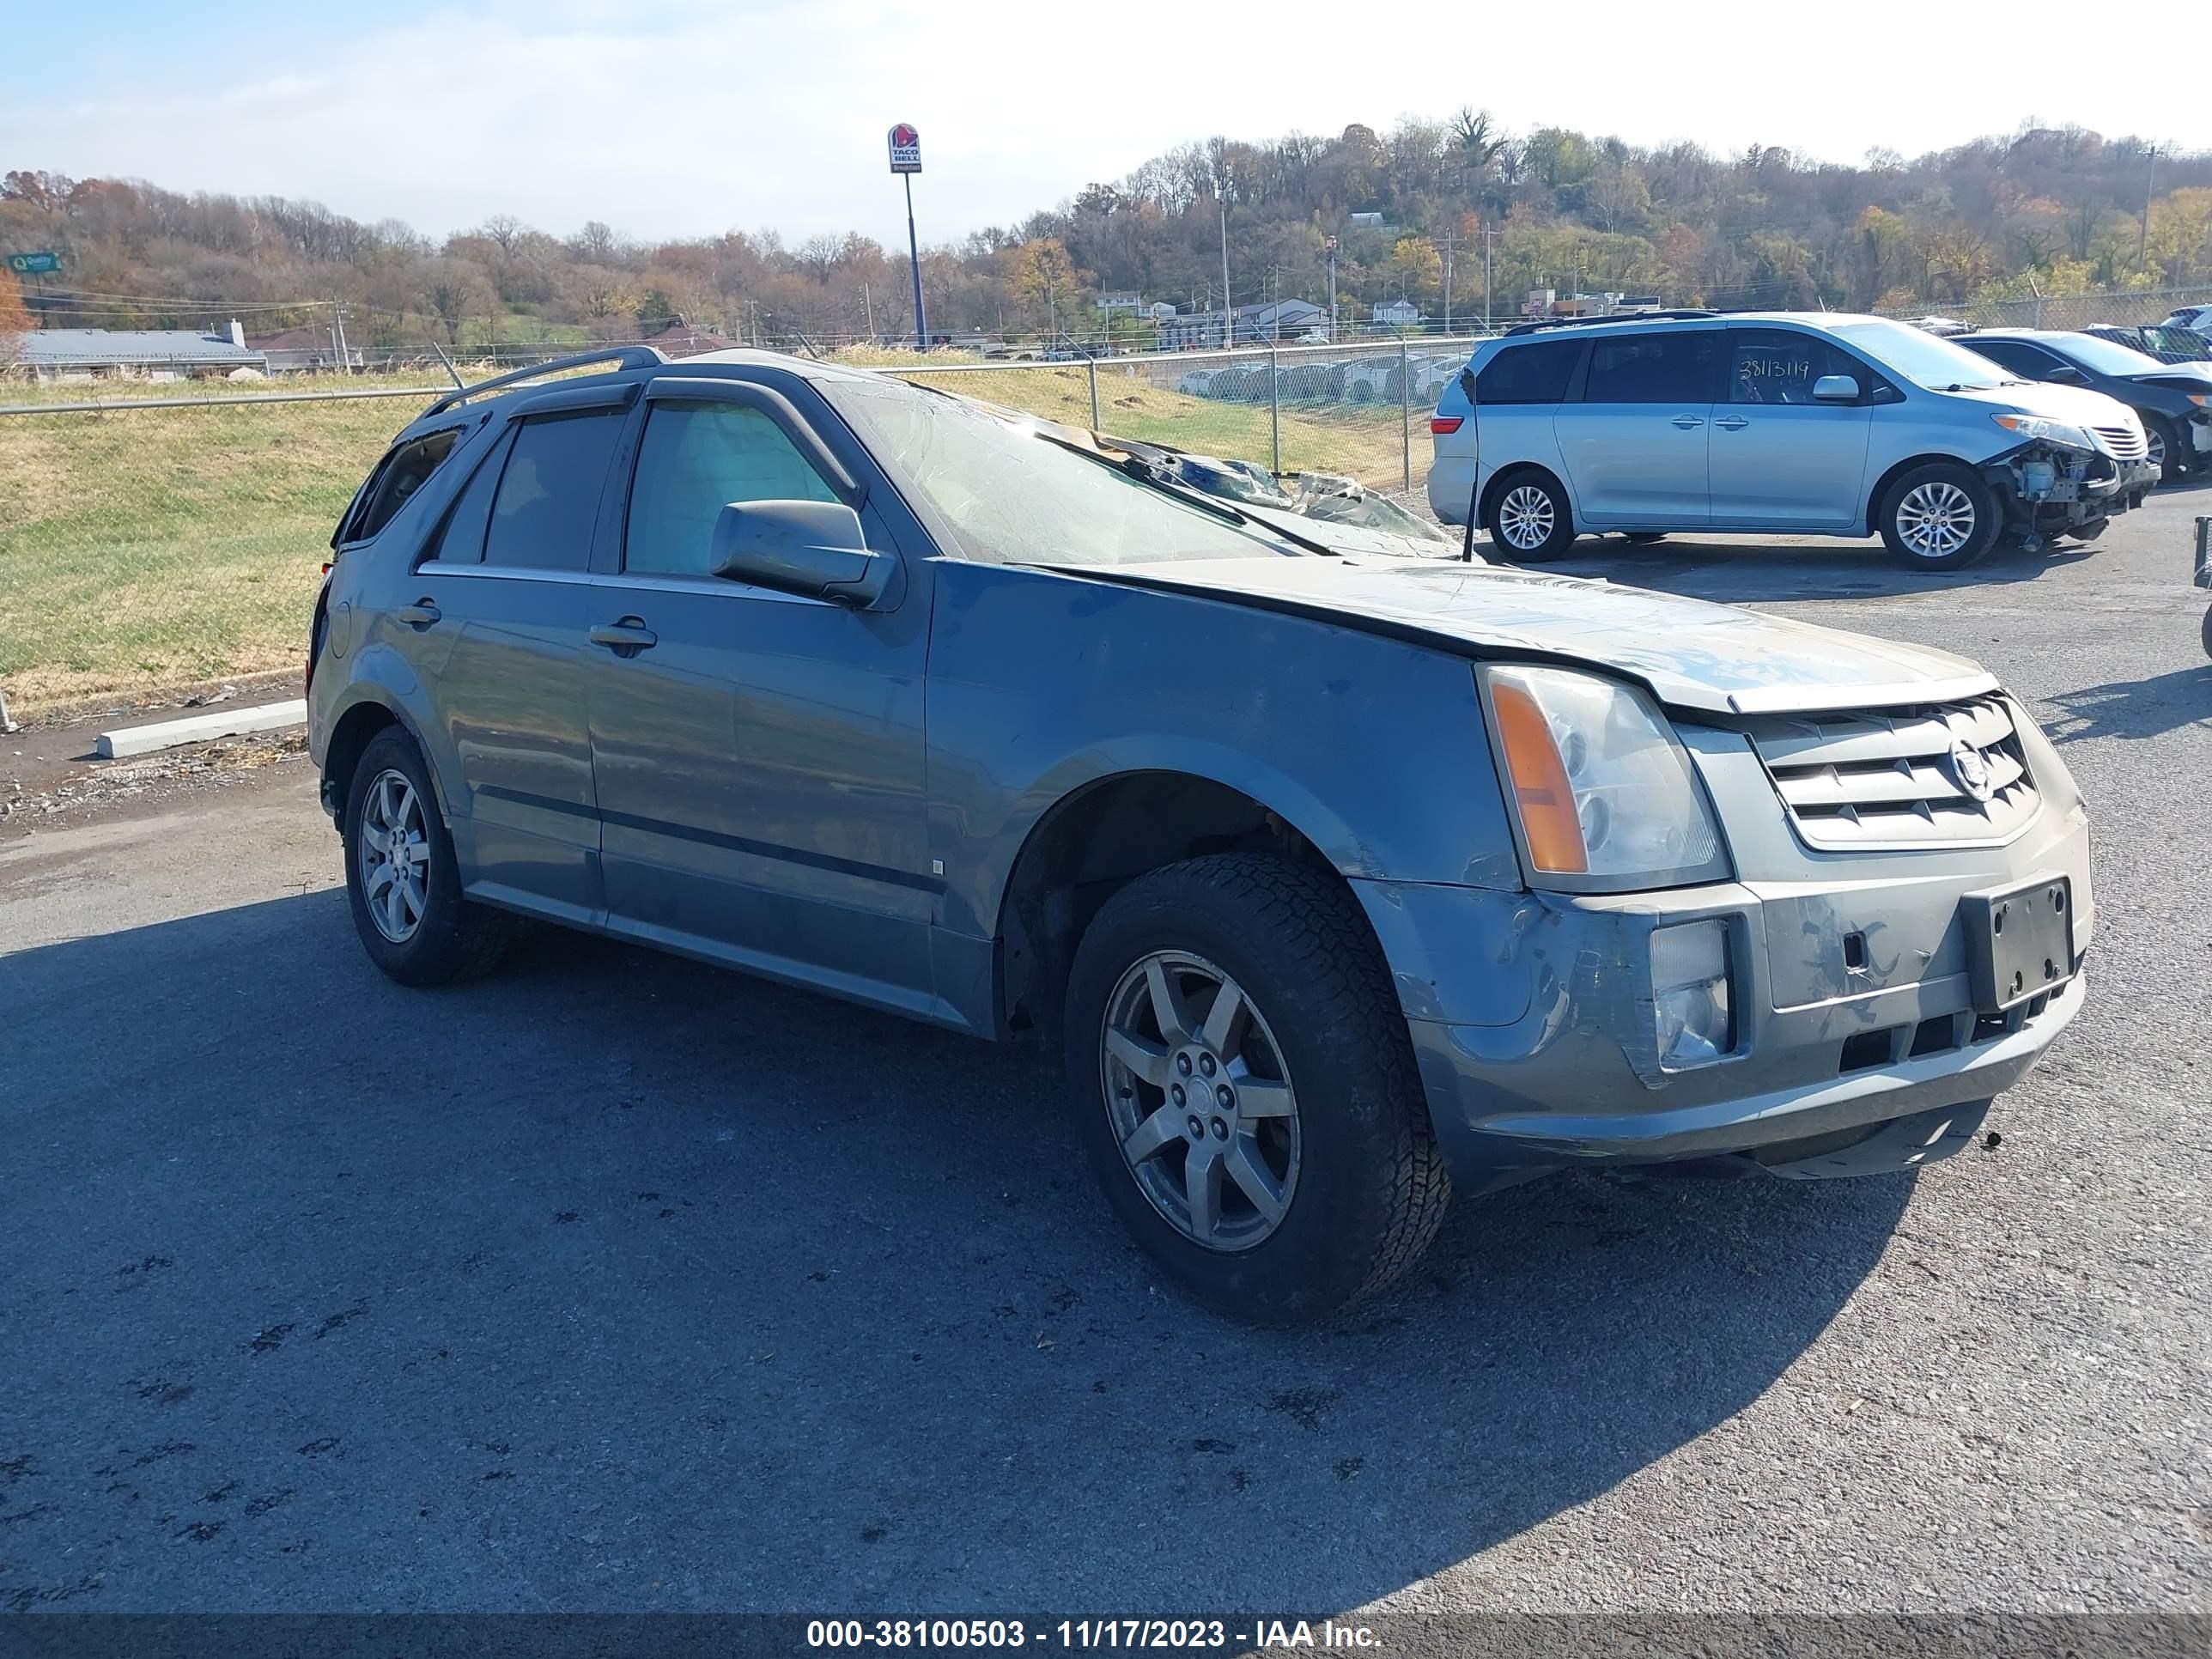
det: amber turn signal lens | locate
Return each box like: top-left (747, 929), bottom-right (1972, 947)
top-left (1492, 677), bottom-right (1589, 873)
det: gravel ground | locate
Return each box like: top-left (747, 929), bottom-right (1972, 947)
top-left (1, 489), bottom-right (2206, 1627)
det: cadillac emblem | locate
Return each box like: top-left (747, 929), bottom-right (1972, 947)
top-left (1949, 738), bottom-right (1995, 803)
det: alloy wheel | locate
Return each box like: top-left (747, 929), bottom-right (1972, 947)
top-left (1895, 480), bottom-right (1977, 561)
top-left (1099, 951), bottom-right (1301, 1252)
top-left (2147, 427), bottom-right (2167, 471)
top-left (1498, 484), bottom-right (1556, 552)
top-left (357, 768), bottom-right (431, 944)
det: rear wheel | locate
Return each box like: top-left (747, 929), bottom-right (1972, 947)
top-left (343, 727), bottom-right (513, 986)
top-left (1876, 462), bottom-right (2001, 571)
top-left (1063, 854), bottom-right (1450, 1324)
top-left (1485, 471), bottom-right (1577, 562)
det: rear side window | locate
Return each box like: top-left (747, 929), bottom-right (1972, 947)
top-left (342, 428), bottom-right (459, 544)
top-left (1474, 341), bottom-right (1580, 405)
top-left (422, 428), bottom-right (516, 565)
top-left (1584, 331), bottom-right (1722, 404)
top-left (1728, 331), bottom-right (1860, 404)
top-left (624, 402), bottom-right (841, 578)
top-left (483, 410), bottom-right (626, 570)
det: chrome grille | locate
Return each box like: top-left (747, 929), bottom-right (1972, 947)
top-left (2092, 422), bottom-right (2146, 460)
top-left (1743, 696), bottom-right (2039, 850)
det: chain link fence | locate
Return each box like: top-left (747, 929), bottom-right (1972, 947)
top-left (1875, 284), bottom-right (2212, 335)
top-left (897, 335), bottom-right (1486, 495)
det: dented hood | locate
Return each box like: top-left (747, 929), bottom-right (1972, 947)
top-left (1086, 556), bottom-right (1997, 717)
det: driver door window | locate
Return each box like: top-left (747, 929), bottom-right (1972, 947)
top-left (624, 402), bottom-right (841, 577)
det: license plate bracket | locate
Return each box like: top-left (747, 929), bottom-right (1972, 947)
top-left (1960, 876), bottom-right (2074, 1015)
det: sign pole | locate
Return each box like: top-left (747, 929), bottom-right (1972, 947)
top-left (904, 173), bottom-right (927, 351)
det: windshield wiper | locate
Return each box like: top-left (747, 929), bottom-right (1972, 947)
top-left (1032, 432), bottom-right (1341, 558)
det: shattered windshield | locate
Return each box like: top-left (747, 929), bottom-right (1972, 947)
top-left (825, 381), bottom-right (1301, 567)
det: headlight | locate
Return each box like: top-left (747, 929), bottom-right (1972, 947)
top-left (1482, 665), bottom-right (1726, 890)
top-left (1991, 412), bottom-right (2096, 451)
top-left (2185, 392), bottom-right (2210, 408)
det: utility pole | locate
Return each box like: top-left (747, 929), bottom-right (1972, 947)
top-left (1219, 193), bottom-right (1233, 349)
top-left (331, 301), bottom-right (353, 374)
top-left (861, 282), bottom-right (874, 341)
top-left (2139, 144), bottom-right (2160, 270)
top-left (1323, 235), bottom-right (1339, 343)
top-left (1483, 225), bottom-right (1499, 329)
top-left (1437, 226), bottom-right (1460, 333)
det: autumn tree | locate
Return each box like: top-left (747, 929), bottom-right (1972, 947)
top-left (0, 270), bottom-right (33, 365)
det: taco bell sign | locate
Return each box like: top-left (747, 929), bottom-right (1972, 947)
top-left (887, 124), bottom-right (921, 174)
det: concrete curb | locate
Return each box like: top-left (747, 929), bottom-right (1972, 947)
top-left (95, 700), bottom-right (308, 761)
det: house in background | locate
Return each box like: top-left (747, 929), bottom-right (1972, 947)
top-left (17, 320), bottom-right (268, 382)
top-left (1157, 298), bottom-right (1326, 349)
top-left (1371, 298), bottom-right (1420, 327)
top-left (246, 325), bottom-right (365, 374)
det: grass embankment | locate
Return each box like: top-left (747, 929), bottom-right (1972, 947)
top-left (0, 362), bottom-right (1408, 714)
top-left (0, 394), bottom-right (404, 713)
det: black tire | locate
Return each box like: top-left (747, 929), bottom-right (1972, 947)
top-left (1875, 461), bottom-right (2002, 571)
top-left (2202, 602), bottom-right (2212, 662)
top-left (1484, 469), bottom-right (1577, 562)
top-left (1623, 532), bottom-right (1668, 545)
top-left (2144, 414), bottom-right (2183, 483)
top-left (343, 726), bottom-right (513, 986)
top-left (1062, 853), bottom-right (1451, 1325)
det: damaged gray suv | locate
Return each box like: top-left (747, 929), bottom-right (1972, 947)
top-left (309, 348), bottom-right (2095, 1324)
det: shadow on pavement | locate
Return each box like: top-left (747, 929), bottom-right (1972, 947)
top-left (0, 891), bottom-right (1912, 1613)
top-left (2043, 663), bottom-right (2212, 744)
top-left (1528, 535), bottom-right (2097, 605)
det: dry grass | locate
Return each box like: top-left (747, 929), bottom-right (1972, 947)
top-left (901, 359), bottom-right (1408, 484)
top-left (0, 356), bottom-right (1411, 714)
top-left (0, 396), bottom-right (408, 712)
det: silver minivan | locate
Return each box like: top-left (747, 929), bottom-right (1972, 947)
top-left (1428, 312), bottom-right (2161, 569)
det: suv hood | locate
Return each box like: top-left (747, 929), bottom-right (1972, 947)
top-left (1082, 556), bottom-right (1996, 717)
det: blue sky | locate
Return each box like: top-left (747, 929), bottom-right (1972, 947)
top-left (7, 0), bottom-right (2203, 250)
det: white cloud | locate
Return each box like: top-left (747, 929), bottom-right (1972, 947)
top-left (4, 0), bottom-right (2199, 252)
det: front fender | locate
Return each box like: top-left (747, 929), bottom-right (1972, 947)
top-left (923, 562), bottom-right (1522, 940)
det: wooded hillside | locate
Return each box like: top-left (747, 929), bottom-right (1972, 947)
top-left (4, 115), bottom-right (2208, 350)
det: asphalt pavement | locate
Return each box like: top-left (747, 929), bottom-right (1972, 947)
top-left (2, 488), bottom-right (2208, 1621)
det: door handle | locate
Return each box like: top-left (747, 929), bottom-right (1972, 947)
top-left (590, 617), bottom-right (659, 654)
top-left (1714, 416), bottom-right (1750, 431)
top-left (397, 599), bottom-right (441, 628)
top-left (1671, 415), bottom-right (1705, 429)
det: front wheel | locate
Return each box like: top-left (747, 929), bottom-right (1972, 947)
top-left (1485, 471), bottom-right (1577, 562)
top-left (2145, 415), bottom-right (2182, 482)
top-left (1876, 462), bottom-right (2001, 571)
top-left (1063, 854), bottom-right (1451, 1324)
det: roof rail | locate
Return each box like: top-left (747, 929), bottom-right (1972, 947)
top-left (1502, 309), bottom-right (1717, 337)
top-left (422, 345), bottom-right (667, 415)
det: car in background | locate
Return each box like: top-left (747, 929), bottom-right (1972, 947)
top-left (1956, 329), bottom-right (2212, 480)
top-left (1428, 311), bottom-right (2159, 570)
top-left (2080, 322), bottom-right (2212, 370)
top-left (310, 346), bottom-right (2095, 1324)
top-left (2165, 304), bottom-right (2212, 334)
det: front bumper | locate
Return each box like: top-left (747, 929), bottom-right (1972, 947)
top-left (1356, 798), bottom-right (2094, 1194)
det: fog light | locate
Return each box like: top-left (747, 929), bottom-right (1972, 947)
top-left (1652, 920), bottom-right (1734, 1069)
